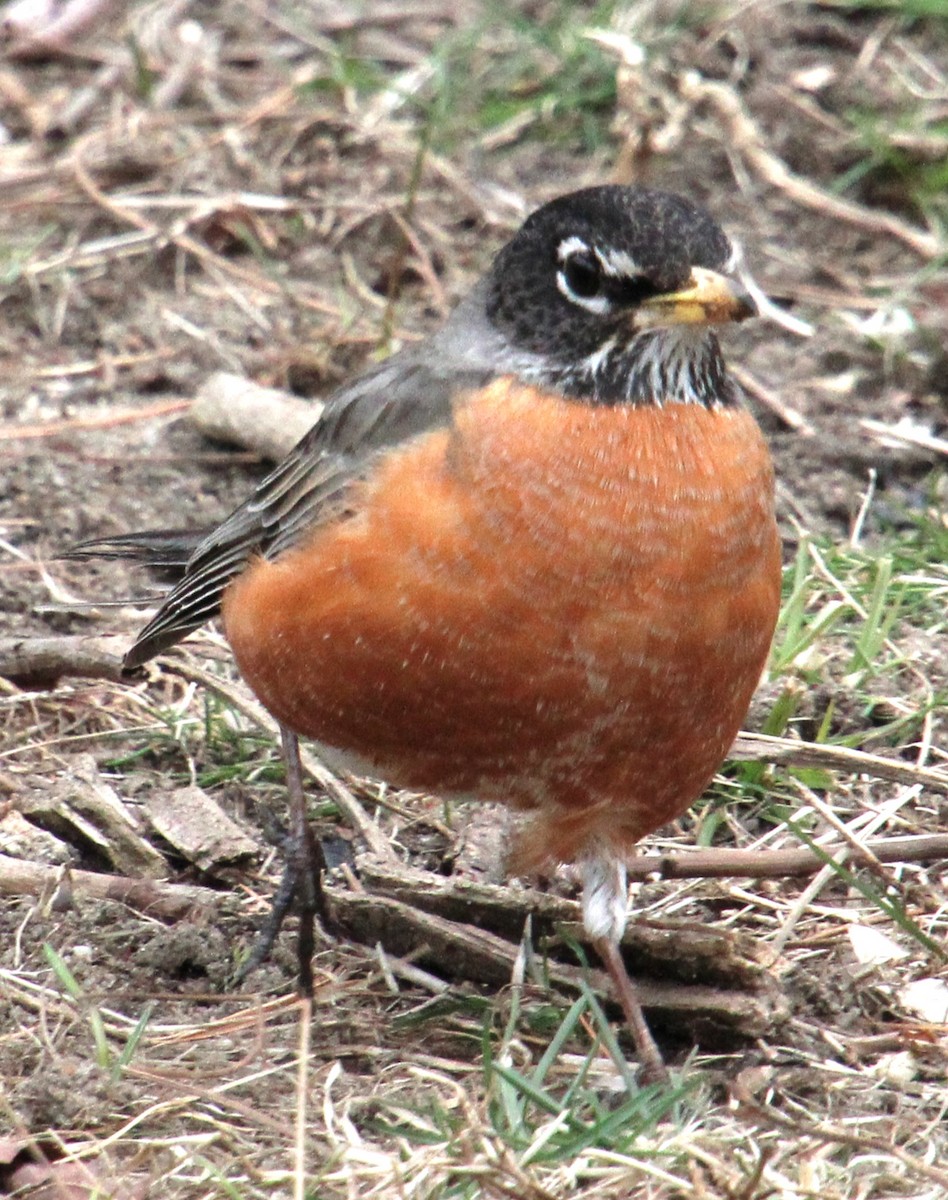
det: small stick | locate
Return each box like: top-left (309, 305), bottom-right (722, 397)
top-left (861, 417), bottom-right (948, 458)
top-left (625, 834), bottom-right (948, 882)
top-left (0, 400), bottom-right (191, 442)
top-left (730, 365), bottom-right (814, 435)
top-left (683, 75), bottom-right (942, 260)
top-left (0, 852), bottom-right (217, 921)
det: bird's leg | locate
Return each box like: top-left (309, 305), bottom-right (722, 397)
top-left (593, 936), bottom-right (668, 1085)
top-left (582, 858), bottom-right (669, 1085)
top-left (234, 726), bottom-right (327, 996)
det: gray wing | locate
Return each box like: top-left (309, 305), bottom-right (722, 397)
top-left (124, 321), bottom-right (503, 667)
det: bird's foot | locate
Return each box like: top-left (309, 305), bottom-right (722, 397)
top-left (232, 818), bottom-right (326, 994)
top-left (232, 726), bottom-right (327, 996)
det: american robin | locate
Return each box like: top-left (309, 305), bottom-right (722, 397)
top-left (69, 186), bottom-right (782, 1081)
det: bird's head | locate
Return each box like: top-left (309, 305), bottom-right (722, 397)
top-left (485, 185), bottom-right (755, 407)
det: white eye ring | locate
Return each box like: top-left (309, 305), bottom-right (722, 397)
top-left (555, 236), bottom-right (622, 314)
top-left (556, 269), bottom-right (612, 314)
top-left (555, 239), bottom-right (613, 314)
top-left (557, 235), bottom-right (591, 263)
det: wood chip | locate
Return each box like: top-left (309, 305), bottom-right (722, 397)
top-left (20, 754), bottom-right (166, 878)
top-left (189, 371), bottom-right (321, 461)
top-left (0, 807), bottom-right (71, 864)
top-left (143, 785), bottom-right (259, 871)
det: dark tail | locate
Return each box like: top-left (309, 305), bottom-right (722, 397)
top-left (63, 528), bottom-right (218, 669)
top-left (63, 529), bottom-right (210, 582)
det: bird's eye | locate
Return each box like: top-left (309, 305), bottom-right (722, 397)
top-left (562, 251), bottom-right (601, 299)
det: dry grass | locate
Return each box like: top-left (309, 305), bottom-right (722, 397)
top-left (1, 0), bottom-right (947, 1197)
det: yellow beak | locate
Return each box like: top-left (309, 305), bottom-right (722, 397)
top-left (635, 267), bottom-right (756, 329)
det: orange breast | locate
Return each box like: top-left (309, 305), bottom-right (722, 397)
top-left (222, 379), bottom-right (781, 868)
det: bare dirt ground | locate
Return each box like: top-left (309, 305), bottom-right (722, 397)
top-left (1, 2), bottom-right (947, 1197)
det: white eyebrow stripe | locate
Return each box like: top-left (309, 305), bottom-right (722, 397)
top-left (557, 235), bottom-right (590, 262)
top-left (597, 248), bottom-right (641, 278)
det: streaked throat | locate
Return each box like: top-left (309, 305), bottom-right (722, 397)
top-left (548, 327), bottom-right (738, 409)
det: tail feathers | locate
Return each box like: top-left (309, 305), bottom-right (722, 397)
top-left (64, 528), bottom-right (215, 668)
top-left (63, 529), bottom-right (209, 580)
top-left (123, 621), bottom-right (207, 670)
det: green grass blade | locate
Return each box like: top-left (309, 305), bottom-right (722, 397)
top-left (785, 820), bottom-right (947, 959)
top-left (43, 943), bottom-right (111, 1069)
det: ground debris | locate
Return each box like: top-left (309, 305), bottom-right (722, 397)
top-left (18, 754), bottom-right (166, 878)
top-left (144, 784), bottom-right (259, 872)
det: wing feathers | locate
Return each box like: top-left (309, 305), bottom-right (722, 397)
top-left (112, 358), bottom-right (494, 666)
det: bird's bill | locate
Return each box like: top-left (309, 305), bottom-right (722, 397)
top-left (635, 267), bottom-right (757, 328)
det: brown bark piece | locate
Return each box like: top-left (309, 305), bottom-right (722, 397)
top-left (19, 754), bottom-right (166, 878)
top-left (355, 860), bottom-right (775, 991)
top-left (143, 785), bottom-right (259, 872)
top-left (326, 883), bottom-right (789, 1043)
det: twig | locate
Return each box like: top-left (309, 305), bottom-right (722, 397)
top-left (0, 852), bottom-right (219, 921)
top-left (683, 75), bottom-right (942, 260)
top-left (731, 731), bottom-right (948, 794)
top-left (33, 349), bottom-right (173, 380)
top-left (730, 365), bottom-right (814, 435)
top-left (861, 417), bottom-right (948, 458)
top-left (0, 400), bottom-right (190, 441)
top-left (626, 834), bottom-right (948, 882)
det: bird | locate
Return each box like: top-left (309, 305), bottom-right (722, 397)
top-left (67, 185), bottom-right (782, 1082)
